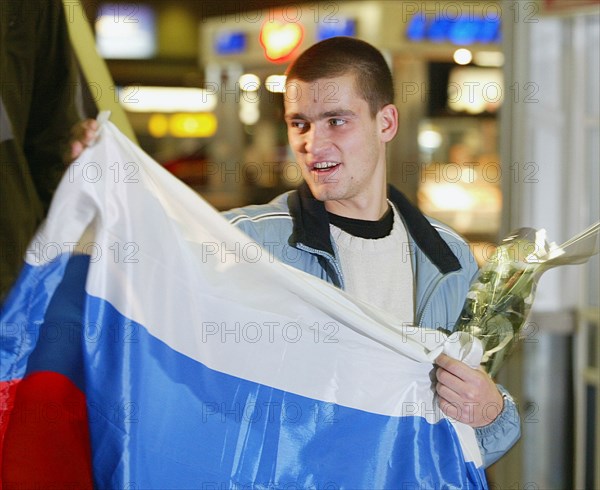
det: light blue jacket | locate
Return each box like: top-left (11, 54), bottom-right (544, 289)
top-left (223, 182), bottom-right (521, 468)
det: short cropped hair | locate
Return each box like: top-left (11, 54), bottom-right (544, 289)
top-left (285, 37), bottom-right (394, 117)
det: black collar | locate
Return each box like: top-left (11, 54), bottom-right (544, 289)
top-left (287, 182), bottom-right (462, 274)
top-left (328, 207), bottom-right (393, 239)
top-left (287, 183), bottom-right (335, 256)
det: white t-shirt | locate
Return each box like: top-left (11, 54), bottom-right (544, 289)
top-left (329, 204), bottom-right (414, 326)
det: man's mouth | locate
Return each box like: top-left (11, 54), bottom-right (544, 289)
top-left (311, 161), bottom-right (341, 172)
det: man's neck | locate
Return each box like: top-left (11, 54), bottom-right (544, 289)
top-left (324, 188), bottom-right (389, 221)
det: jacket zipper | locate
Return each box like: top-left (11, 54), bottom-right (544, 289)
top-left (417, 270), bottom-right (462, 328)
top-left (296, 243), bottom-right (345, 289)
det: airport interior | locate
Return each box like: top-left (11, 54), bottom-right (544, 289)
top-left (2, 0), bottom-right (599, 488)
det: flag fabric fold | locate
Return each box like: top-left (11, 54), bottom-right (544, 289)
top-left (1, 117), bottom-right (488, 488)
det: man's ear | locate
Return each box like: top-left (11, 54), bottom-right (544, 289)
top-left (378, 104), bottom-right (399, 143)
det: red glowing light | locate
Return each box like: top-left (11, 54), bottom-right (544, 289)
top-left (259, 20), bottom-right (304, 63)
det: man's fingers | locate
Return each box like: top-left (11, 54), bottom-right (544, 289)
top-left (67, 119), bottom-right (100, 162)
top-left (435, 364), bottom-right (461, 389)
top-left (435, 353), bottom-right (472, 379)
top-left (435, 355), bottom-right (505, 427)
top-left (435, 380), bottom-right (461, 404)
top-left (438, 397), bottom-right (461, 420)
top-left (69, 141), bottom-right (83, 160)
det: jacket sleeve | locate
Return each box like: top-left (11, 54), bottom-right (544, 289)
top-left (475, 385), bottom-right (521, 467)
top-left (25, 0), bottom-right (80, 210)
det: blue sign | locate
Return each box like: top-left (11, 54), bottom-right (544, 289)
top-left (214, 31), bottom-right (247, 55)
top-left (406, 14), bottom-right (501, 45)
top-left (316, 18), bottom-right (357, 41)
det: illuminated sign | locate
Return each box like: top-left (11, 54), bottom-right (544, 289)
top-left (119, 86), bottom-right (217, 113)
top-left (447, 66), bottom-right (504, 114)
top-left (260, 20), bottom-right (304, 63)
top-left (316, 18), bottom-right (357, 41)
top-left (214, 31), bottom-right (247, 55)
top-left (148, 113), bottom-right (217, 138)
top-left (95, 3), bottom-right (157, 59)
top-left (170, 113), bottom-right (217, 138)
top-left (406, 13), bottom-right (501, 45)
top-left (543, 0), bottom-right (600, 13)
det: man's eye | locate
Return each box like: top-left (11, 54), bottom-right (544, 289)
top-left (329, 118), bottom-right (345, 126)
top-left (291, 121), bottom-right (308, 131)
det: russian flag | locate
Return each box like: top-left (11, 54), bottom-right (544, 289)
top-left (1, 116), bottom-right (487, 488)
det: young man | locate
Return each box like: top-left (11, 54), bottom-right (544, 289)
top-left (67, 36), bottom-right (520, 468)
top-left (223, 37), bottom-right (520, 467)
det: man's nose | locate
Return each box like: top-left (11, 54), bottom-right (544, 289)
top-left (304, 127), bottom-right (330, 155)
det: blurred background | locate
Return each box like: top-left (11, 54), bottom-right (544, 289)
top-left (70, 0), bottom-right (599, 487)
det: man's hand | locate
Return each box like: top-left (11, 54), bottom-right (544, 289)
top-left (65, 118), bottom-right (99, 163)
top-left (435, 353), bottom-right (504, 428)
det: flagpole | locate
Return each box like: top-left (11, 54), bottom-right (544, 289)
top-left (62, 0), bottom-right (138, 143)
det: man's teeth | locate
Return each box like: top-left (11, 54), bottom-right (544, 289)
top-left (313, 161), bottom-right (339, 169)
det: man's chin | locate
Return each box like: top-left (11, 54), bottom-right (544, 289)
top-left (305, 183), bottom-right (334, 202)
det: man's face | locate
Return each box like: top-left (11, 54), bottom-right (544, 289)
top-left (284, 74), bottom-right (397, 218)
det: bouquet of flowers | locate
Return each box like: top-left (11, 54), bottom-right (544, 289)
top-left (456, 222), bottom-right (599, 377)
